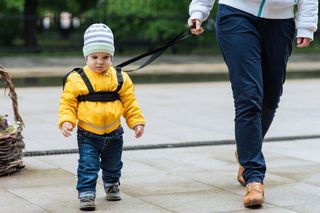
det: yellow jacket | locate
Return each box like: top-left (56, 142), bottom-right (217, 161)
top-left (58, 65), bottom-right (145, 135)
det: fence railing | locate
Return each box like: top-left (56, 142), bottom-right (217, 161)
top-left (0, 13), bottom-right (217, 54)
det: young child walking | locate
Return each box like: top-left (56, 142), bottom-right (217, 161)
top-left (58, 23), bottom-right (145, 211)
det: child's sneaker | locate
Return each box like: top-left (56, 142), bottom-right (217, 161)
top-left (79, 193), bottom-right (95, 211)
top-left (105, 183), bottom-right (121, 201)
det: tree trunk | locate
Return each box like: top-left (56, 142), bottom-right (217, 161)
top-left (24, 0), bottom-right (38, 50)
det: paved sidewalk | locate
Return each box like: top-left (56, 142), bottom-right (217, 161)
top-left (0, 80), bottom-right (320, 212)
top-left (1, 138), bottom-right (320, 212)
top-left (0, 60), bottom-right (320, 212)
top-left (1, 80), bottom-right (319, 152)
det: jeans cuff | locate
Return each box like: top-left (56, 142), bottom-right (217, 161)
top-left (78, 191), bottom-right (96, 199)
top-left (104, 182), bottom-right (120, 188)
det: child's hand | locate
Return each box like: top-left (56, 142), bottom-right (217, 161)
top-left (133, 125), bottom-right (144, 139)
top-left (61, 122), bottom-right (74, 137)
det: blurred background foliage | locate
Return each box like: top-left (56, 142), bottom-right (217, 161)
top-left (0, 0), bottom-right (319, 56)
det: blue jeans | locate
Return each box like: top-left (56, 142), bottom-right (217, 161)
top-left (76, 127), bottom-right (124, 196)
top-left (216, 4), bottom-right (295, 184)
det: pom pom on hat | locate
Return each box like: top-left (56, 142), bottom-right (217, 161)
top-left (82, 23), bottom-right (115, 57)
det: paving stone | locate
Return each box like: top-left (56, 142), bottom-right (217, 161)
top-left (121, 174), bottom-right (217, 197)
top-left (227, 207), bottom-right (298, 213)
top-left (287, 200), bottom-right (320, 213)
top-left (0, 168), bottom-right (75, 189)
top-left (139, 189), bottom-right (274, 213)
top-left (265, 182), bottom-right (320, 207)
top-left (0, 188), bottom-right (46, 213)
top-left (269, 164), bottom-right (320, 183)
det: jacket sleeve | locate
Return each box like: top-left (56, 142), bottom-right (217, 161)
top-left (58, 74), bottom-right (78, 128)
top-left (119, 72), bottom-right (145, 129)
top-left (295, 0), bottom-right (318, 40)
top-left (189, 0), bottom-right (215, 22)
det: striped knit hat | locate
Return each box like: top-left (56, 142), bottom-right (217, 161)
top-left (82, 23), bottom-right (115, 57)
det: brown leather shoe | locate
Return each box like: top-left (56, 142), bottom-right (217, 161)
top-left (235, 151), bottom-right (246, 186)
top-left (243, 182), bottom-right (264, 207)
top-left (237, 166), bottom-right (246, 186)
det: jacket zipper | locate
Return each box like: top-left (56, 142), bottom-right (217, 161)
top-left (258, 0), bottom-right (266, 17)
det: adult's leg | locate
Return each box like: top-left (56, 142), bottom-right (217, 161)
top-left (216, 4), bottom-right (265, 184)
top-left (261, 19), bottom-right (295, 138)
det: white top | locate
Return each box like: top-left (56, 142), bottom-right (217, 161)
top-left (189, 0), bottom-right (318, 39)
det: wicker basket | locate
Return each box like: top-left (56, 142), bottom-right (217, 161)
top-left (0, 65), bottom-right (25, 176)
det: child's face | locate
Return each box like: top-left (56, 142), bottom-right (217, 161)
top-left (86, 52), bottom-right (112, 73)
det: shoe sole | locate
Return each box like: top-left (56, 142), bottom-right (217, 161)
top-left (106, 196), bottom-right (121, 201)
top-left (80, 206), bottom-right (95, 211)
top-left (244, 199), bottom-right (264, 207)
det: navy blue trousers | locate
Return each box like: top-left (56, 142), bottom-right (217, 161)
top-left (216, 4), bottom-right (295, 184)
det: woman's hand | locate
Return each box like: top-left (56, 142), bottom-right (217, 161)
top-left (188, 19), bottom-right (204, 35)
top-left (297, 37), bottom-right (312, 48)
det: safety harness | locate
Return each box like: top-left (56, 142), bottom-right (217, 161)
top-left (62, 67), bottom-right (123, 102)
top-left (62, 28), bottom-right (193, 102)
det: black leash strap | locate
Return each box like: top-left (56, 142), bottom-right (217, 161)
top-left (115, 29), bottom-right (193, 72)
